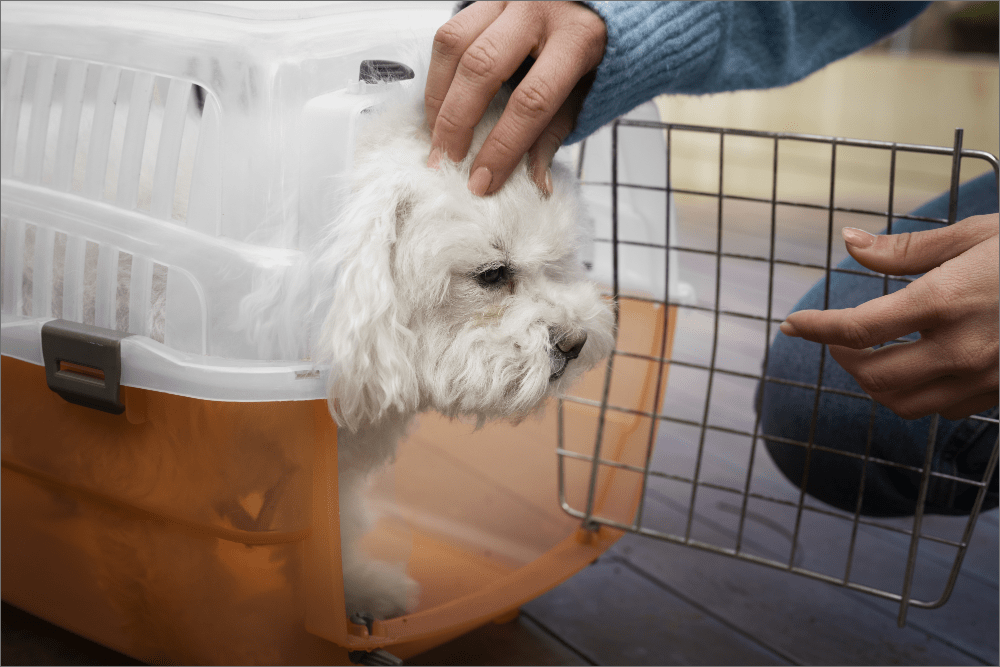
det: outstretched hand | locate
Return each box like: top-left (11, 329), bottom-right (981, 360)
top-left (780, 214), bottom-right (999, 421)
top-left (425, 1), bottom-right (606, 196)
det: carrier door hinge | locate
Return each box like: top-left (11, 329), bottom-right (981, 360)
top-left (41, 320), bottom-right (131, 415)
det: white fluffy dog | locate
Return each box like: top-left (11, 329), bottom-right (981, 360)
top-left (321, 78), bottom-right (616, 619)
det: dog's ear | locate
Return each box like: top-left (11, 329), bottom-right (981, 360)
top-left (317, 182), bottom-right (420, 431)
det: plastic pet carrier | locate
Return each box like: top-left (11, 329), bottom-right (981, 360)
top-left (1, 2), bottom-right (682, 664)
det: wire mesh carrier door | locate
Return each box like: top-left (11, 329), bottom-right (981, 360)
top-left (563, 118), bottom-right (999, 628)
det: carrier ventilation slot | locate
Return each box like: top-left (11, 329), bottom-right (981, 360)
top-left (1, 50), bottom-right (213, 231)
top-left (0, 217), bottom-right (167, 343)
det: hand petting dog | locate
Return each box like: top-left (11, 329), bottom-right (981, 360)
top-left (425, 1), bottom-right (607, 197)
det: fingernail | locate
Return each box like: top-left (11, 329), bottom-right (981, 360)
top-left (531, 161), bottom-right (552, 198)
top-left (779, 320), bottom-right (799, 337)
top-left (842, 227), bottom-right (876, 249)
top-left (427, 147), bottom-right (442, 169)
top-left (468, 166), bottom-right (492, 196)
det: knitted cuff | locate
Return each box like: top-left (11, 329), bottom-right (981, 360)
top-left (566, 1), bottom-right (727, 144)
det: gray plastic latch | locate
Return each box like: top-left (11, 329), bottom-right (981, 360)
top-left (41, 320), bottom-right (131, 415)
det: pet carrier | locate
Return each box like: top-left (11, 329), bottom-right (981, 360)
top-left (1, 2), bottom-right (685, 664)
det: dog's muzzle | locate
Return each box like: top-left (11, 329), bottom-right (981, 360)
top-left (549, 330), bottom-right (588, 381)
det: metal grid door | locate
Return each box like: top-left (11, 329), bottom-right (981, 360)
top-left (560, 120), bottom-right (999, 627)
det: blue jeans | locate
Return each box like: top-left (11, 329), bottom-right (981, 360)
top-left (759, 172), bottom-right (999, 517)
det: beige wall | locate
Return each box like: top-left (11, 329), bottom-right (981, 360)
top-left (653, 52), bottom-right (999, 212)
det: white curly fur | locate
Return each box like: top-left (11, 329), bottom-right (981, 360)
top-left (321, 76), bottom-right (616, 618)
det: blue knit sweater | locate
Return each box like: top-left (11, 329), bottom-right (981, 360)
top-left (565, 1), bottom-right (929, 143)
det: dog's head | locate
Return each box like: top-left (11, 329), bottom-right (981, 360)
top-left (317, 88), bottom-right (615, 432)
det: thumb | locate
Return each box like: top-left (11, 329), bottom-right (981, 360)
top-left (842, 213), bottom-right (999, 276)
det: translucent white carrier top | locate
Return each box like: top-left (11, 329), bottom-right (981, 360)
top-left (1, 1), bottom-right (688, 401)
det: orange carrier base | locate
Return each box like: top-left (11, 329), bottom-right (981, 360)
top-left (2, 298), bottom-right (675, 665)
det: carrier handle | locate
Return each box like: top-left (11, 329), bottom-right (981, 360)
top-left (41, 320), bottom-right (131, 415)
top-left (359, 59), bottom-right (414, 83)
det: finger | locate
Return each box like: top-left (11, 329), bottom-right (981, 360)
top-left (431, 7), bottom-right (542, 164)
top-left (468, 34), bottom-right (599, 195)
top-left (939, 392), bottom-right (999, 421)
top-left (841, 213), bottom-right (999, 276)
top-left (426, 2), bottom-right (506, 139)
top-left (528, 127), bottom-right (559, 197)
top-left (781, 277), bottom-right (940, 349)
top-left (526, 88), bottom-right (582, 195)
top-left (827, 340), bottom-right (957, 398)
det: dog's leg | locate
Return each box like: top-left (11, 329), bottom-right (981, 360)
top-left (337, 419), bottom-right (419, 620)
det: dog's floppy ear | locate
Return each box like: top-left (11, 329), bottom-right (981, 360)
top-left (317, 180), bottom-right (419, 432)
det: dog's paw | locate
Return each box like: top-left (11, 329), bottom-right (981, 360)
top-left (343, 559), bottom-right (420, 620)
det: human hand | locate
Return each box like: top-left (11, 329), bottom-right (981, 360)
top-left (780, 213), bottom-right (999, 421)
top-left (425, 1), bottom-right (606, 196)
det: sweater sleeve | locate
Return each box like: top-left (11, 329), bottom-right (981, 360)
top-left (565, 1), bottom-right (929, 143)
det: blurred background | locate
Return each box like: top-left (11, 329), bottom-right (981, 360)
top-left (655, 1), bottom-right (998, 218)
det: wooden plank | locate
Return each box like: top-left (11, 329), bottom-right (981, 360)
top-left (612, 532), bottom-right (993, 665)
top-left (626, 417), bottom-right (998, 661)
top-left (866, 558), bottom-right (999, 665)
top-left (1, 602), bottom-right (142, 666)
top-left (960, 510), bottom-right (999, 586)
top-left (521, 555), bottom-right (794, 666)
top-left (407, 614), bottom-right (592, 666)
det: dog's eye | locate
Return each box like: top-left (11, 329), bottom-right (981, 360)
top-left (476, 265), bottom-right (509, 287)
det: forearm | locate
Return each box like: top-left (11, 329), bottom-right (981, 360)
top-left (568, 1), bottom-right (929, 143)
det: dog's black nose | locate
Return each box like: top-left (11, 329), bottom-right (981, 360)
top-left (550, 330), bottom-right (588, 381)
top-left (555, 330), bottom-right (587, 361)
